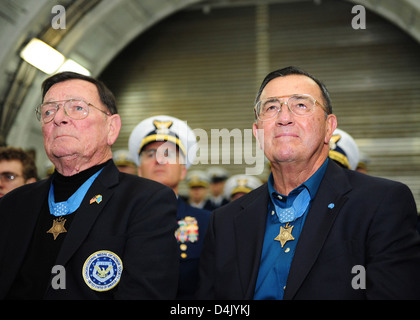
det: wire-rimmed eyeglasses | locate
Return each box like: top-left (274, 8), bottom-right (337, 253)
top-left (254, 94), bottom-right (327, 121)
top-left (36, 99), bottom-right (111, 123)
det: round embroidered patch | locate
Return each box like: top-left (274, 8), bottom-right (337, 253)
top-left (82, 250), bottom-right (123, 292)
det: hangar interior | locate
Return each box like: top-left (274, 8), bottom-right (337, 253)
top-left (1, 0), bottom-right (419, 205)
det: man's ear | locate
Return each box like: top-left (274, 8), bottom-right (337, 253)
top-left (180, 164), bottom-right (187, 181)
top-left (107, 114), bottom-right (122, 146)
top-left (325, 114), bottom-right (337, 144)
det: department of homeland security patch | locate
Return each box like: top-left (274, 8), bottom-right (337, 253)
top-left (82, 250), bottom-right (123, 292)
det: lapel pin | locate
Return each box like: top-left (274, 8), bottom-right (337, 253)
top-left (328, 203), bottom-right (335, 209)
top-left (90, 194), bottom-right (103, 205)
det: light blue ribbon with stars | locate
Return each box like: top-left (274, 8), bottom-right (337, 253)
top-left (275, 187), bottom-right (311, 223)
top-left (48, 168), bottom-right (104, 217)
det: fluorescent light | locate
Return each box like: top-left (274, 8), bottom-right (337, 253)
top-left (20, 38), bottom-right (65, 74)
top-left (57, 59), bottom-right (91, 76)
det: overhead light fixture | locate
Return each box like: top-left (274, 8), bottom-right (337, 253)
top-left (57, 59), bottom-right (91, 76)
top-left (20, 38), bottom-right (91, 76)
top-left (20, 38), bottom-right (65, 74)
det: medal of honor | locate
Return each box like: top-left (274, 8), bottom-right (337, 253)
top-left (274, 222), bottom-right (295, 247)
top-left (46, 168), bottom-right (104, 240)
top-left (47, 216), bottom-right (67, 240)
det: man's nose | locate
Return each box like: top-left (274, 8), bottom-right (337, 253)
top-left (155, 151), bottom-right (168, 165)
top-left (53, 106), bottom-right (69, 124)
top-left (275, 103), bottom-right (294, 125)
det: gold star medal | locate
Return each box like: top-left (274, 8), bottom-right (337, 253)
top-left (47, 216), bottom-right (67, 240)
top-left (274, 222), bottom-right (295, 248)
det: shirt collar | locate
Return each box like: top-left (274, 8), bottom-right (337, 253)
top-left (268, 158), bottom-right (329, 202)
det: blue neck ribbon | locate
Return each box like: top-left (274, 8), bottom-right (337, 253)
top-left (275, 187), bottom-right (311, 223)
top-left (48, 168), bottom-right (103, 217)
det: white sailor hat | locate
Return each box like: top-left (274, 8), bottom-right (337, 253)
top-left (113, 149), bottom-right (136, 168)
top-left (224, 174), bottom-right (263, 200)
top-left (128, 115), bottom-right (197, 168)
top-left (207, 166), bottom-right (229, 183)
top-left (329, 128), bottom-right (360, 170)
top-left (357, 151), bottom-right (370, 171)
top-left (186, 170), bottom-right (210, 188)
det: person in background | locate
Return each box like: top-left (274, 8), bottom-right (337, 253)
top-left (197, 66), bottom-right (420, 300)
top-left (0, 72), bottom-right (179, 299)
top-left (328, 128), bottom-right (359, 170)
top-left (112, 149), bottom-right (137, 175)
top-left (356, 151), bottom-right (370, 174)
top-left (0, 146), bottom-right (38, 197)
top-left (224, 174), bottom-right (263, 202)
top-left (204, 166), bottom-right (229, 211)
top-left (187, 170), bottom-right (210, 209)
top-left (129, 115), bottom-right (210, 299)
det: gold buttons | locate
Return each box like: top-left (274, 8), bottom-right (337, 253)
top-left (180, 244), bottom-right (188, 259)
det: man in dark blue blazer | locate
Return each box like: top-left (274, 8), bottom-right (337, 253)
top-left (197, 67), bottom-right (420, 300)
top-left (0, 72), bottom-right (179, 299)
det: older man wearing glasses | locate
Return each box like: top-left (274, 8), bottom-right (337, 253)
top-left (198, 66), bottom-right (420, 300)
top-left (0, 72), bottom-right (179, 300)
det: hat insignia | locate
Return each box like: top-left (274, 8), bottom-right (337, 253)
top-left (153, 120), bottom-right (173, 135)
top-left (329, 134), bottom-right (342, 150)
top-left (237, 178), bottom-right (248, 187)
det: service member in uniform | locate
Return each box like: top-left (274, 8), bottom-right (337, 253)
top-left (328, 128), bottom-right (359, 170)
top-left (129, 115), bottom-right (210, 299)
top-left (204, 167), bottom-right (229, 211)
top-left (187, 170), bottom-right (210, 209)
top-left (112, 149), bottom-right (137, 175)
top-left (224, 174), bottom-right (263, 202)
top-left (0, 72), bottom-right (179, 299)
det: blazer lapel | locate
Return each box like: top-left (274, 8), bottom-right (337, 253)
top-left (54, 162), bottom-right (119, 267)
top-left (233, 185), bottom-right (269, 299)
top-left (284, 161), bottom-right (352, 300)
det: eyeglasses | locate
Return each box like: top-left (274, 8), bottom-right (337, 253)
top-left (36, 99), bottom-right (111, 123)
top-left (0, 172), bottom-right (21, 183)
top-left (254, 94), bottom-right (327, 121)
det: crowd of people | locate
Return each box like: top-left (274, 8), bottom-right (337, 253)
top-left (0, 67), bottom-right (419, 300)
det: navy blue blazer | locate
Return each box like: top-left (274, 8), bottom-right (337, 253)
top-left (197, 160), bottom-right (420, 299)
top-left (0, 161), bottom-right (179, 299)
top-left (176, 197), bottom-right (210, 299)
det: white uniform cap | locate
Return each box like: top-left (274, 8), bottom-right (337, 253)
top-left (329, 128), bottom-right (360, 170)
top-left (224, 174), bottom-right (263, 200)
top-left (207, 166), bottom-right (229, 183)
top-left (128, 115), bottom-right (197, 168)
top-left (186, 170), bottom-right (210, 188)
top-left (113, 149), bottom-right (136, 168)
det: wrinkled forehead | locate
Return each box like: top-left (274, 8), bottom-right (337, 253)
top-left (43, 79), bottom-right (100, 103)
top-left (260, 74), bottom-right (323, 101)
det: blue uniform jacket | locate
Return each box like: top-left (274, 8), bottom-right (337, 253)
top-left (176, 197), bottom-right (210, 299)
